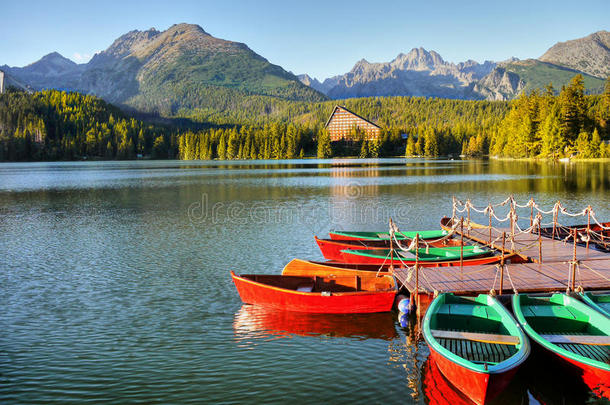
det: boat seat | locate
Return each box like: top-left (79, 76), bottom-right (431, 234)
top-left (434, 328), bottom-right (519, 363)
top-left (524, 305), bottom-right (576, 319)
top-left (438, 304), bottom-right (489, 319)
top-left (296, 283), bottom-right (314, 292)
top-left (432, 329), bottom-right (520, 345)
top-left (540, 334), bottom-right (610, 346)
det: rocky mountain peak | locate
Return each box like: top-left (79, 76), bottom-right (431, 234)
top-left (166, 23), bottom-right (209, 36)
top-left (539, 30), bottom-right (610, 78)
top-left (22, 52), bottom-right (80, 76)
top-left (392, 47), bottom-right (445, 71)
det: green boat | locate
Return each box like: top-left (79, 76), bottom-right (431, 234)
top-left (512, 294), bottom-right (610, 393)
top-left (580, 291), bottom-right (610, 317)
top-left (329, 229), bottom-right (448, 241)
top-left (423, 293), bottom-right (530, 405)
top-left (339, 245), bottom-right (490, 264)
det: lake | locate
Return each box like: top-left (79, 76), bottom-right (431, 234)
top-left (1, 158), bottom-right (609, 404)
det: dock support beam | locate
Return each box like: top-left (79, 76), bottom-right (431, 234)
top-left (500, 232), bottom-right (506, 294)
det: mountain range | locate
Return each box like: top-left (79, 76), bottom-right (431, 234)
top-left (1, 26), bottom-right (608, 120)
top-left (1, 23), bottom-right (325, 116)
top-left (299, 31), bottom-right (609, 100)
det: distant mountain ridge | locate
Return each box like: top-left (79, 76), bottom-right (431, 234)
top-left (2, 23), bottom-right (325, 116)
top-left (307, 48), bottom-right (497, 99)
top-left (299, 31), bottom-right (609, 100)
top-left (2, 26), bottom-right (608, 111)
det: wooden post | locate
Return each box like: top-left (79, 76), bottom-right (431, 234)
top-left (571, 228), bottom-right (577, 292)
top-left (500, 232), bottom-right (506, 294)
top-left (510, 206), bottom-right (515, 245)
top-left (390, 229), bottom-right (394, 270)
top-left (552, 201), bottom-right (558, 239)
top-left (466, 201), bottom-right (471, 237)
top-left (460, 217), bottom-right (464, 269)
top-left (530, 200), bottom-right (534, 227)
top-left (538, 222), bottom-right (543, 263)
top-left (415, 233), bottom-right (420, 310)
top-left (586, 206), bottom-right (591, 250)
top-left (488, 208), bottom-right (492, 245)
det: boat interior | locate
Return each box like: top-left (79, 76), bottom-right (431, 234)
top-left (584, 292), bottom-right (610, 313)
top-left (240, 274), bottom-right (395, 293)
top-left (518, 295), bottom-right (610, 365)
top-left (429, 295), bottom-right (519, 364)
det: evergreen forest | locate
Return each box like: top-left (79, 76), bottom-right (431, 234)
top-left (0, 74), bottom-right (608, 161)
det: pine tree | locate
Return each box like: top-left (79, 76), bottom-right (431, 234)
top-left (405, 135), bottom-right (415, 157)
top-left (217, 134), bottom-right (227, 160)
top-left (574, 131), bottom-right (592, 158)
top-left (590, 128), bottom-right (602, 158)
top-left (539, 106), bottom-right (564, 158)
top-left (317, 129), bottom-right (332, 158)
top-left (359, 140), bottom-right (369, 158)
top-left (423, 127), bottom-right (438, 156)
top-left (559, 74), bottom-right (586, 143)
top-left (369, 140), bottom-right (380, 158)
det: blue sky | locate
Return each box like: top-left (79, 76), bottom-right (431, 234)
top-left (2, 0), bottom-right (608, 79)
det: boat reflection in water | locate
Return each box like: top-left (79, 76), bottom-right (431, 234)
top-left (421, 357), bottom-right (530, 405)
top-left (233, 304), bottom-right (398, 342)
top-left (520, 348), bottom-right (608, 405)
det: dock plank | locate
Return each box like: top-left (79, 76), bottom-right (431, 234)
top-left (454, 221), bottom-right (609, 263)
top-left (391, 258), bottom-right (610, 295)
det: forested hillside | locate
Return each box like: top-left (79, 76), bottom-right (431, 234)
top-left (1, 74), bottom-right (608, 161)
top-left (0, 90), bottom-right (173, 161)
top-left (489, 75), bottom-right (610, 158)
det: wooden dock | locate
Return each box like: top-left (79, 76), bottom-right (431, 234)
top-left (391, 218), bottom-right (610, 297)
top-left (450, 219), bottom-right (609, 263)
top-left (392, 259), bottom-right (610, 296)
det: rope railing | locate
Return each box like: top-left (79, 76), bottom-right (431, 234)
top-left (387, 197), bottom-right (608, 298)
top-left (451, 196), bottom-right (609, 243)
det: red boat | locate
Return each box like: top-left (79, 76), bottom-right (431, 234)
top-left (230, 271), bottom-right (397, 313)
top-left (282, 258), bottom-right (391, 277)
top-left (283, 256), bottom-right (519, 275)
top-left (338, 246), bottom-right (492, 265)
top-left (315, 235), bottom-right (462, 261)
top-left (424, 294), bottom-right (530, 405)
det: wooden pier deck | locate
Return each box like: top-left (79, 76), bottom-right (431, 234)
top-left (391, 218), bottom-right (610, 297)
top-left (447, 219), bottom-right (609, 263)
top-left (392, 259), bottom-right (610, 296)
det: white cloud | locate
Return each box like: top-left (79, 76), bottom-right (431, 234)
top-left (72, 52), bottom-right (93, 63)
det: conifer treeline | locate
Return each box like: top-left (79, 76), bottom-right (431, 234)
top-left (1, 74), bottom-right (608, 161)
top-left (488, 75), bottom-right (610, 158)
top-left (0, 90), bottom-right (174, 161)
top-left (177, 123), bottom-right (314, 160)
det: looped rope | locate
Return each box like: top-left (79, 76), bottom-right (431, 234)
top-left (503, 264), bottom-right (518, 294)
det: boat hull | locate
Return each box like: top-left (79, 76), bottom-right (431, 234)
top-left (231, 272), bottom-right (396, 314)
top-left (328, 230), bottom-right (447, 241)
top-left (339, 249), bottom-right (492, 265)
top-left (429, 345), bottom-right (518, 405)
top-left (282, 258), bottom-right (390, 277)
top-left (315, 236), bottom-right (461, 261)
top-left (512, 294), bottom-right (610, 400)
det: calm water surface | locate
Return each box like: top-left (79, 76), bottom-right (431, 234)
top-left (1, 158), bottom-right (609, 404)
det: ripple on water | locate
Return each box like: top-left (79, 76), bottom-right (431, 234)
top-left (1, 160), bottom-right (609, 404)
